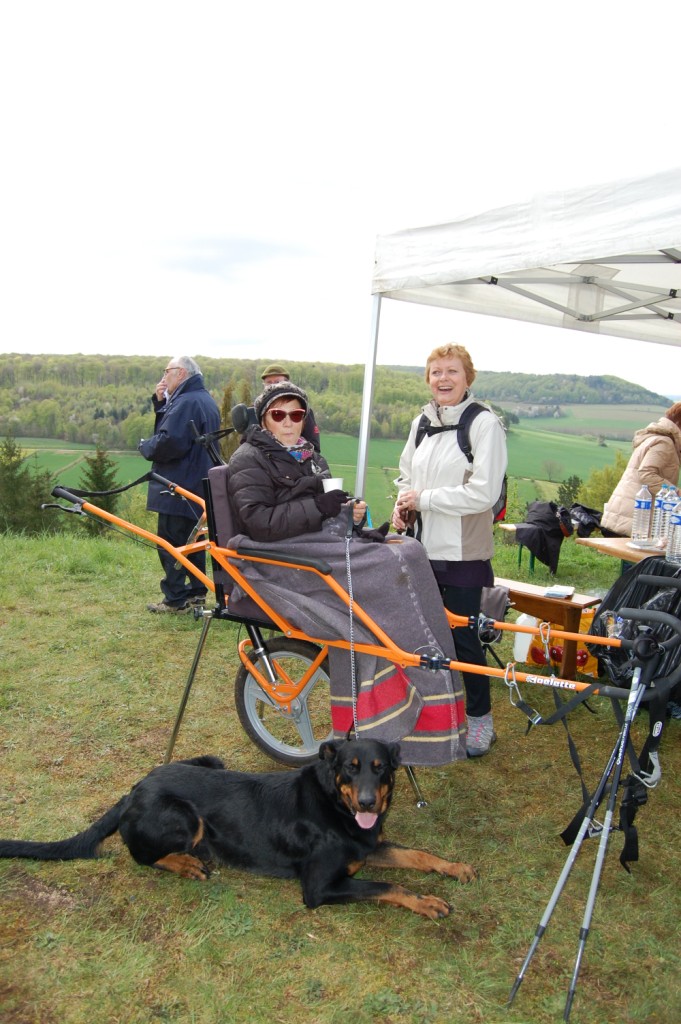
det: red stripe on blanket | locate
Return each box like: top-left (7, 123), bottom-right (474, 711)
top-left (332, 699), bottom-right (465, 735)
top-left (331, 705), bottom-right (355, 732)
top-left (331, 667), bottom-right (412, 731)
top-left (412, 700), bottom-right (465, 733)
top-left (357, 671), bottom-right (411, 717)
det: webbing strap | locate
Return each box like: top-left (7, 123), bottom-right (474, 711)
top-left (61, 472), bottom-right (154, 498)
top-left (513, 685), bottom-right (599, 808)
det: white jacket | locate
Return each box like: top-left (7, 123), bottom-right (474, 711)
top-left (395, 395), bottom-right (508, 562)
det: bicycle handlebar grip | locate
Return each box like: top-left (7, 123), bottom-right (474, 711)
top-left (150, 471), bottom-right (176, 487)
top-left (637, 574), bottom-right (681, 592)
top-left (52, 486), bottom-right (82, 503)
top-left (618, 606), bottom-right (681, 647)
top-left (619, 605), bottom-right (681, 689)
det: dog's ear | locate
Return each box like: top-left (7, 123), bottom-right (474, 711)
top-left (319, 741), bottom-right (338, 763)
top-left (387, 742), bottom-right (401, 770)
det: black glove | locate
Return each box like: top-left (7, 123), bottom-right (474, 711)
top-left (314, 489), bottom-right (348, 518)
top-left (355, 521), bottom-right (391, 543)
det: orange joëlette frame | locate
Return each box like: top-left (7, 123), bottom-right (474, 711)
top-left (54, 481), bottom-right (629, 710)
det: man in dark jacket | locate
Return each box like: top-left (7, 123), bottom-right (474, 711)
top-left (139, 355), bottom-right (221, 613)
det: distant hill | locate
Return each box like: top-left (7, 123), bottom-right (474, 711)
top-left (384, 367), bottom-right (669, 406)
top-left (476, 372), bottom-right (668, 406)
top-left (0, 353), bottom-right (670, 448)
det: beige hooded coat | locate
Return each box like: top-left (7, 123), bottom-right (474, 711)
top-left (601, 417), bottom-right (681, 536)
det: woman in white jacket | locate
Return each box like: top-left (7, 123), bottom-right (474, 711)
top-left (392, 344), bottom-right (508, 757)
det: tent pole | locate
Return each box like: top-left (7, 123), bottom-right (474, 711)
top-left (355, 294), bottom-right (381, 497)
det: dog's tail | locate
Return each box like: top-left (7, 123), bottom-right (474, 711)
top-left (0, 796), bottom-right (127, 861)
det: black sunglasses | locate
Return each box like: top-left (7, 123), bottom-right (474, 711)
top-left (268, 408), bottom-right (306, 423)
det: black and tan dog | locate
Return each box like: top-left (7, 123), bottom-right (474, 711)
top-left (0, 738), bottom-right (475, 918)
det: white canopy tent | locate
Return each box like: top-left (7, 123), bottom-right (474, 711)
top-left (356, 168), bottom-right (681, 492)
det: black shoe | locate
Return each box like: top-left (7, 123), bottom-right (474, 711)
top-left (147, 600), bottom-right (191, 614)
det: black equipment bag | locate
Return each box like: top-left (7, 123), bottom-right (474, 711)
top-left (588, 555), bottom-right (681, 688)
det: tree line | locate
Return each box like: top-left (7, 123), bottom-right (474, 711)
top-left (0, 353), bottom-right (666, 450)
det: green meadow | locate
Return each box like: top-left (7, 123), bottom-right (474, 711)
top-left (4, 401), bottom-right (680, 1024)
top-left (501, 402), bottom-right (668, 440)
top-left (15, 400), bottom-right (661, 526)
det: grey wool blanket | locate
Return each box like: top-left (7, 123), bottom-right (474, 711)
top-left (228, 511), bottom-right (467, 765)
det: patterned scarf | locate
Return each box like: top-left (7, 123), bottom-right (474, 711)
top-left (265, 431), bottom-right (314, 462)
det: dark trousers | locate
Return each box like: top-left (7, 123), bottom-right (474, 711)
top-left (157, 513), bottom-right (208, 607)
top-left (441, 585), bottom-right (491, 718)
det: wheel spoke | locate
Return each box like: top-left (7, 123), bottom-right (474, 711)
top-left (234, 639), bottom-right (332, 766)
top-left (291, 684), bottom-right (318, 749)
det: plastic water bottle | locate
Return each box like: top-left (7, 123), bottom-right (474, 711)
top-left (665, 500), bottom-right (681, 564)
top-left (660, 486), bottom-right (679, 548)
top-left (650, 485), bottom-right (669, 546)
top-left (513, 613), bottom-right (537, 662)
top-left (631, 485), bottom-right (653, 545)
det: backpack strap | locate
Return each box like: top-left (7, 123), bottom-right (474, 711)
top-left (414, 402), bottom-right (488, 460)
top-left (455, 402), bottom-right (486, 462)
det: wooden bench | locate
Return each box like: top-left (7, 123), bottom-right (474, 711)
top-left (494, 576), bottom-right (600, 679)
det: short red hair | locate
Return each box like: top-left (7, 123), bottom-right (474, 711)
top-left (424, 344), bottom-right (476, 386)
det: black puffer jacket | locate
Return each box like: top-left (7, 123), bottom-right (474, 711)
top-left (227, 426), bottom-right (331, 541)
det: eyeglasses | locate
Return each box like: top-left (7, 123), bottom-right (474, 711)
top-left (163, 366), bottom-right (181, 376)
top-left (268, 408), bottom-right (306, 423)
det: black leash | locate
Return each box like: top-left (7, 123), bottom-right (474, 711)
top-left (55, 472), bottom-right (155, 498)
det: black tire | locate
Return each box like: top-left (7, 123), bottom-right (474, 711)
top-left (234, 637), bottom-right (332, 766)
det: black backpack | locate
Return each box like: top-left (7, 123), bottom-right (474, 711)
top-left (414, 402), bottom-right (507, 523)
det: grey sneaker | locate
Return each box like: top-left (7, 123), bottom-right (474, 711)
top-left (187, 595), bottom-right (206, 606)
top-left (466, 713), bottom-right (497, 757)
top-left (147, 600), bottom-right (191, 614)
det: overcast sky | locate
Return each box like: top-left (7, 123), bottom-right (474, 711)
top-left (2, 1), bottom-right (680, 397)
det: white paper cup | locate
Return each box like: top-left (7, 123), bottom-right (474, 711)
top-left (323, 477), bottom-right (344, 492)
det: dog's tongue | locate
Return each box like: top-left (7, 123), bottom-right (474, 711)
top-left (354, 811), bottom-right (378, 830)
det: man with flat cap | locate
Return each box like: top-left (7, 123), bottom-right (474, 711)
top-left (258, 364), bottom-right (321, 451)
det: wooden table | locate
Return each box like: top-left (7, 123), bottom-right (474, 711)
top-left (495, 576), bottom-right (601, 679)
top-left (575, 535), bottom-right (663, 570)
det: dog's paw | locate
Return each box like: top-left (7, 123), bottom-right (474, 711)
top-left (443, 861), bottom-right (477, 883)
top-left (155, 853), bottom-right (210, 880)
top-left (416, 895), bottom-right (451, 920)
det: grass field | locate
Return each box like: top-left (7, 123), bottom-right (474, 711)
top-left (1, 528), bottom-right (679, 1024)
top-left (501, 404), bottom-right (667, 441)
top-left (17, 400), bottom-right (652, 528)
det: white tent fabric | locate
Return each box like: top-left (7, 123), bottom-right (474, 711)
top-left (373, 168), bottom-right (681, 346)
top-left (356, 169), bottom-right (681, 491)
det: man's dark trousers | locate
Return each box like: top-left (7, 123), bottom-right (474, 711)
top-left (157, 513), bottom-right (207, 607)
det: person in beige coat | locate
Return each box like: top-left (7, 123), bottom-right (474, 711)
top-left (601, 403), bottom-right (681, 537)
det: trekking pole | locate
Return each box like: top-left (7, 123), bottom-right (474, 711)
top-left (508, 663), bottom-right (648, 1018)
top-left (507, 726), bottom-right (622, 1008)
top-left (563, 663), bottom-right (647, 1020)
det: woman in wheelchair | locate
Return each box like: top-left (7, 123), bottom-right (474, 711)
top-left (227, 381), bottom-right (366, 541)
top-left (225, 382), bottom-right (468, 766)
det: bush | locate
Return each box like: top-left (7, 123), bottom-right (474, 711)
top-left (578, 450), bottom-right (627, 510)
top-left (0, 434), bottom-right (65, 535)
top-left (78, 445), bottom-right (120, 535)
